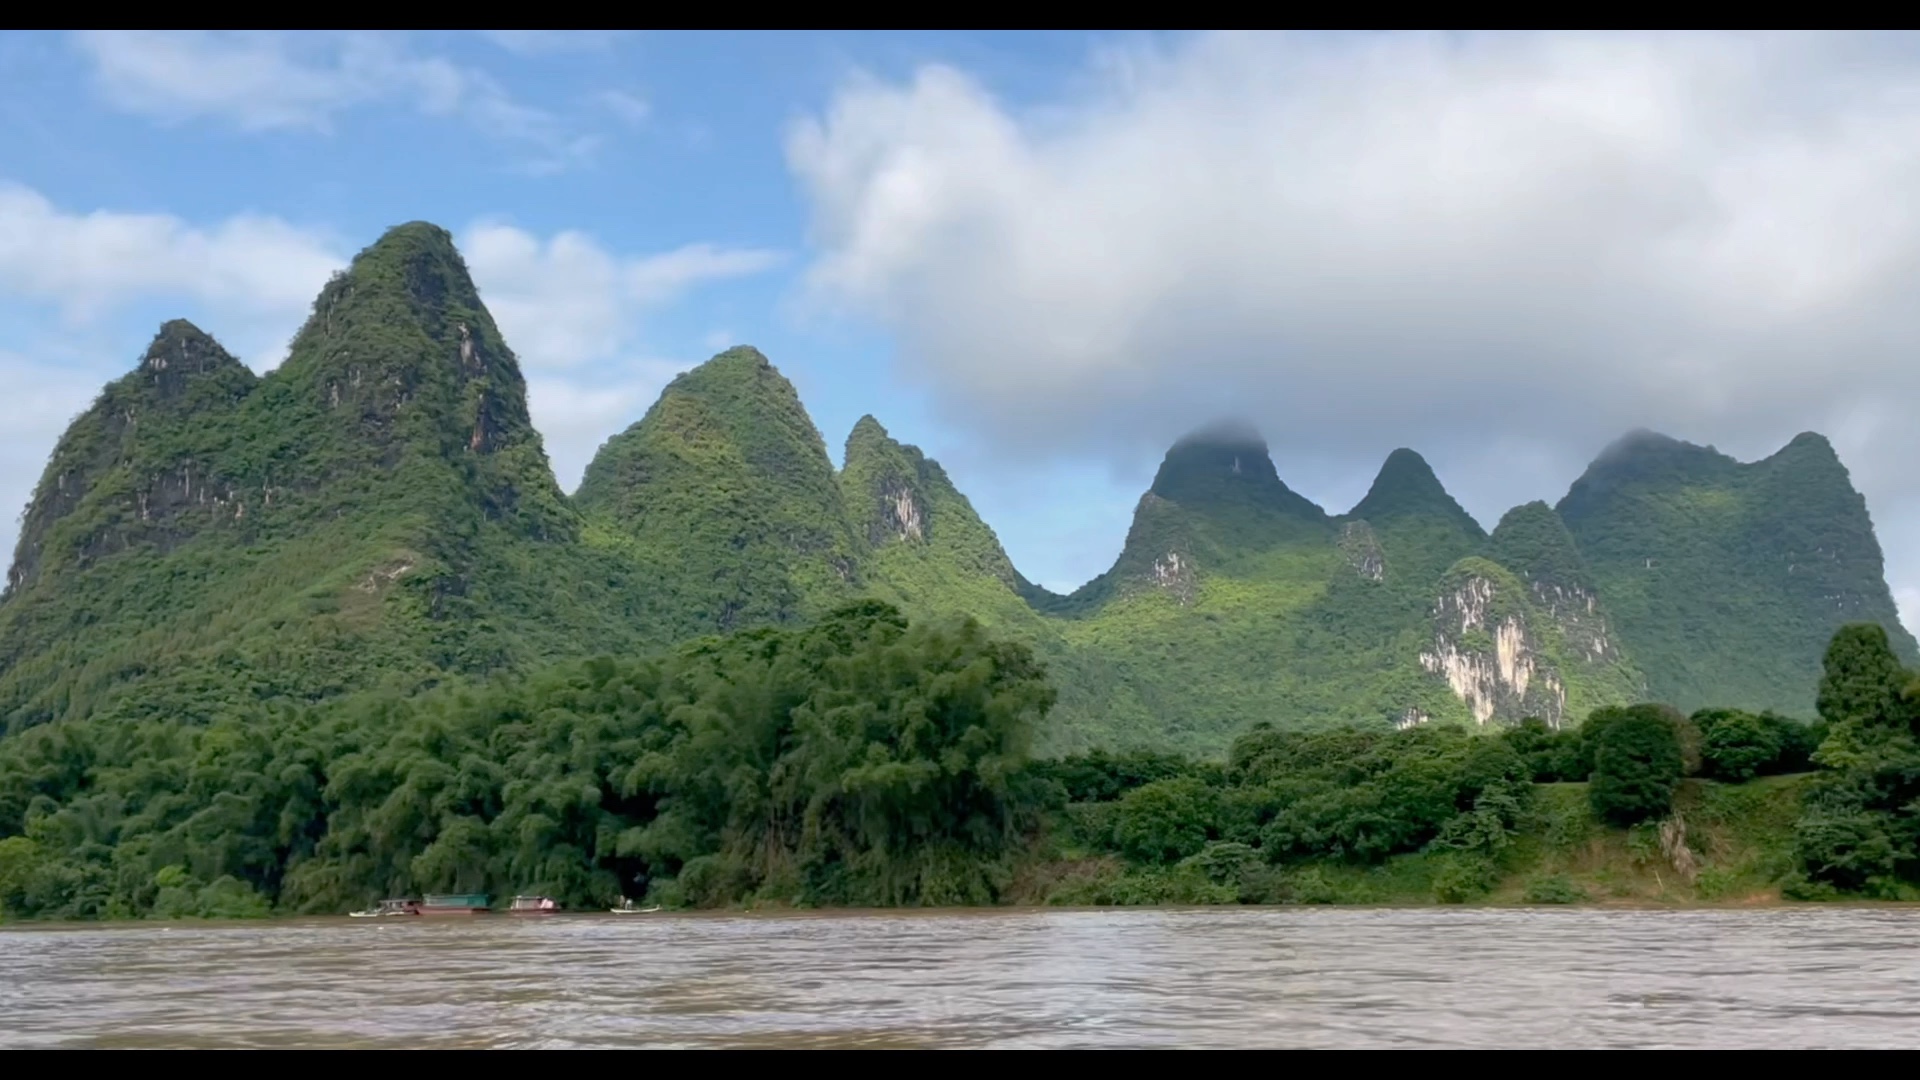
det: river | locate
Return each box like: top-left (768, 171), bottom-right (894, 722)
top-left (2, 906), bottom-right (1917, 1048)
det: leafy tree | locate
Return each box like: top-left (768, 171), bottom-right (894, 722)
top-left (1793, 623), bottom-right (1920, 893)
top-left (1699, 710), bottom-right (1784, 782)
top-left (1111, 778), bottom-right (1219, 864)
top-left (1587, 706), bottom-right (1684, 825)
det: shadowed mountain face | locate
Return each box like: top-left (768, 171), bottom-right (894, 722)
top-left (1556, 430), bottom-right (1915, 714)
top-left (0, 223), bottom-right (646, 731)
top-left (0, 225), bottom-right (1907, 752)
top-left (574, 345), bottom-right (862, 636)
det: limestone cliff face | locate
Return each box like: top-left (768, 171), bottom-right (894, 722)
top-left (7, 320), bottom-right (258, 593)
top-left (1417, 553), bottom-right (1644, 730)
top-left (1337, 521), bottom-right (1385, 582)
top-left (839, 414), bottom-right (1023, 589)
top-left (1147, 541), bottom-right (1198, 605)
top-left (1525, 579), bottom-right (1617, 665)
top-left (879, 480), bottom-right (926, 544)
top-left (1419, 563), bottom-right (1569, 727)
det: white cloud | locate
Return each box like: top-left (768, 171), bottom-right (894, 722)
top-left (0, 351), bottom-right (115, 554)
top-left (72, 31), bottom-right (597, 171)
top-left (0, 181), bottom-right (342, 359)
top-left (528, 362), bottom-right (690, 493)
top-left (628, 244), bottom-right (786, 305)
top-left (460, 223), bottom-right (780, 489)
top-left (0, 185), bottom-right (780, 549)
top-left (788, 30), bottom-right (1920, 625)
top-left (0, 185), bottom-right (779, 376)
top-left (461, 221), bottom-right (781, 371)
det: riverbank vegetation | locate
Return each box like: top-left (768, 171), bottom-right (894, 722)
top-left (0, 605), bottom-right (1914, 920)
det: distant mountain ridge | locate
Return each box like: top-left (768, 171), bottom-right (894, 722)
top-left (1, 222), bottom-right (1909, 754)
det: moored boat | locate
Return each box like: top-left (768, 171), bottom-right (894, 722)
top-left (419, 892), bottom-right (491, 915)
top-left (609, 899), bottom-right (661, 914)
top-left (509, 894), bottom-right (560, 915)
top-left (349, 898), bottom-right (422, 918)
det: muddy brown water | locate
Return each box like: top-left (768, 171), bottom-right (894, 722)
top-left (3, 906), bottom-right (1917, 1048)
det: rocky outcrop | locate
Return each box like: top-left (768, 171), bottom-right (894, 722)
top-left (1338, 521), bottom-right (1385, 582)
top-left (1526, 581), bottom-right (1616, 664)
top-left (1150, 548), bottom-right (1197, 605)
top-left (1419, 563), bottom-right (1569, 728)
top-left (7, 321), bottom-right (258, 593)
top-left (878, 481), bottom-right (926, 544)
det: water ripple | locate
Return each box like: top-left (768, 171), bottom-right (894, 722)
top-left (2, 907), bottom-right (1918, 1048)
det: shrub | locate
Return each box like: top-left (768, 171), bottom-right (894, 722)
top-left (1431, 853), bottom-right (1498, 904)
top-left (1522, 873), bottom-right (1587, 905)
top-left (1700, 710), bottom-right (1784, 783)
top-left (1588, 706), bottom-right (1684, 825)
top-left (1111, 777), bottom-right (1219, 864)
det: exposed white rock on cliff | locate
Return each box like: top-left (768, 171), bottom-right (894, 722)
top-left (1526, 580), bottom-right (1615, 664)
top-left (1419, 572), bottom-right (1569, 728)
top-left (1338, 521), bottom-right (1386, 582)
top-left (878, 481), bottom-right (925, 543)
top-left (1150, 549), bottom-right (1197, 605)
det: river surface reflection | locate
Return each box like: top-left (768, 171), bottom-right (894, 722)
top-left (3, 906), bottom-right (1918, 1048)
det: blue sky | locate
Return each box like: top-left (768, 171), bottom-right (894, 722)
top-left (4, 30), bottom-right (1920, 618)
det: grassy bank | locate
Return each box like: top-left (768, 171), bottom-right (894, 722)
top-left (1023, 774), bottom-right (1813, 908)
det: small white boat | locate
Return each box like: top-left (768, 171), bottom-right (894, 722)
top-left (609, 900), bottom-right (661, 914)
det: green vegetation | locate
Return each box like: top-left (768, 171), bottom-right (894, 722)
top-left (1558, 430), bottom-right (1917, 716)
top-left (1, 606), bottom-right (1908, 920)
top-left (1031, 701), bottom-right (1820, 908)
top-left (0, 223), bottom-right (652, 736)
top-left (0, 603), bottom-right (1052, 917)
top-left (575, 347), bottom-right (863, 637)
top-left (1789, 624), bottom-right (1920, 898)
top-left (3, 222), bottom-right (1919, 919)
top-left (1586, 706), bottom-right (1684, 825)
top-left (4, 223), bottom-right (1908, 755)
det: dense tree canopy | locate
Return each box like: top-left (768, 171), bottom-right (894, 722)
top-left (0, 603), bottom-right (1056, 917)
top-left (1792, 623), bottom-right (1920, 895)
top-left (1586, 706), bottom-right (1686, 825)
top-left (0, 606), bottom-right (1905, 920)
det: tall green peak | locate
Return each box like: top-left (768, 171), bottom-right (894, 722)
top-left (1057, 424), bottom-right (1332, 615)
top-left (1349, 448), bottom-right (1483, 535)
top-left (704, 344), bottom-right (774, 369)
top-left (846, 413), bottom-right (890, 448)
top-left (1764, 431), bottom-right (1846, 473)
top-left (578, 346), bottom-right (834, 521)
top-left (262, 220), bottom-right (560, 526)
top-left (840, 415), bottom-right (1017, 580)
top-left (1333, 448), bottom-right (1485, 589)
top-left (1556, 429), bottom-right (1915, 715)
top-left (1488, 500), bottom-right (1591, 591)
top-left (301, 221), bottom-right (491, 339)
top-left (1560, 432), bottom-right (1737, 519)
top-left (842, 414), bottom-right (932, 546)
top-left (0, 222), bottom-right (628, 732)
top-left (135, 320), bottom-right (258, 405)
top-left (1783, 430), bottom-right (1836, 453)
top-left (575, 346), bottom-right (859, 635)
top-left (6, 321), bottom-right (258, 596)
top-left (1148, 422), bottom-right (1326, 521)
